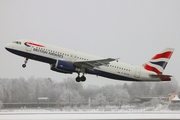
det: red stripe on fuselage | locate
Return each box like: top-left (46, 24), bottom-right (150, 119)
top-left (143, 64), bottom-right (162, 74)
top-left (152, 51), bottom-right (173, 60)
top-left (25, 42), bottom-right (44, 47)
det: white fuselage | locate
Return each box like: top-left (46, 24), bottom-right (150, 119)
top-left (5, 39), bottom-right (161, 82)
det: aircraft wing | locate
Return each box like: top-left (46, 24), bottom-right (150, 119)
top-left (73, 58), bottom-right (117, 69)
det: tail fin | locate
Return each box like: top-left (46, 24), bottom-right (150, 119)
top-left (143, 48), bottom-right (174, 75)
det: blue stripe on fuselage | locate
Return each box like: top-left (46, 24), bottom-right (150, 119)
top-left (86, 69), bottom-right (139, 81)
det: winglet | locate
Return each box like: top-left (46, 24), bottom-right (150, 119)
top-left (115, 57), bottom-right (120, 62)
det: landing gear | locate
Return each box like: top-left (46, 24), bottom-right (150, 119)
top-left (22, 64), bottom-right (26, 68)
top-left (75, 72), bottom-right (86, 82)
top-left (76, 76), bottom-right (81, 82)
top-left (22, 58), bottom-right (28, 68)
top-left (81, 76), bottom-right (86, 82)
top-left (75, 76), bottom-right (86, 82)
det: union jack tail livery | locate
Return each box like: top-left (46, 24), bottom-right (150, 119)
top-left (143, 48), bottom-right (174, 81)
top-left (143, 48), bottom-right (174, 74)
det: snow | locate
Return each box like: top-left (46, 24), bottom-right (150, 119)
top-left (0, 109), bottom-right (180, 119)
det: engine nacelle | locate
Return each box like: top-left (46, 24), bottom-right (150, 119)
top-left (50, 64), bottom-right (72, 74)
top-left (50, 60), bottom-right (76, 74)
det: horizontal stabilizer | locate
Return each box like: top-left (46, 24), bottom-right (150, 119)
top-left (149, 74), bottom-right (172, 78)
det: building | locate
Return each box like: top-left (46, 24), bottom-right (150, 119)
top-left (168, 93), bottom-right (180, 102)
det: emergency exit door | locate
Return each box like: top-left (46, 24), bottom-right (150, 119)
top-left (134, 68), bottom-right (141, 78)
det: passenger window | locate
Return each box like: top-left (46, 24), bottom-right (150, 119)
top-left (13, 41), bottom-right (21, 45)
top-left (13, 41), bottom-right (17, 44)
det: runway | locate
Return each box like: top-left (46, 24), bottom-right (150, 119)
top-left (0, 111), bottom-right (180, 119)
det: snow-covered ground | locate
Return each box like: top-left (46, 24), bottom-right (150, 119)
top-left (0, 108), bottom-right (180, 119)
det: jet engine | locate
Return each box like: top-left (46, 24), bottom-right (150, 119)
top-left (50, 60), bottom-right (76, 74)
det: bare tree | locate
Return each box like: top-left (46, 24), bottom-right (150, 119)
top-left (114, 89), bottom-right (129, 109)
top-left (92, 93), bottom-right (106, 107)
top-left (0, 101), bottom-right (3, 109)
top-left (0, 84), bottom-right (5, 102)
top-left (101, 85), bottom-right (116, 104)
top-left (151, 98), bottom-right (160, 107)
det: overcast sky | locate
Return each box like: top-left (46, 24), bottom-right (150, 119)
top-left (0, 0), bottom-right (180, 86)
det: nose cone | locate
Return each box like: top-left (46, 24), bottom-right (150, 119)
top-left (5, 43), bottom-right (12, 51)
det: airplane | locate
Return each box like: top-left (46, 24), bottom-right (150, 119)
top-left (5, 39), bottom-right (174, 82)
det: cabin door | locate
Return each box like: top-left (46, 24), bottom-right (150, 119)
top-left (26, 46), bottom-right (32, 52)
top-left (134, 68), bottom-right (141, 78)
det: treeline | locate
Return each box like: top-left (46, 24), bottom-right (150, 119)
top-left (0, 77), bottom-right (179, 107)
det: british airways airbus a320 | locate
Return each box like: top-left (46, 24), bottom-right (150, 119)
top-left (5, 39), bottom-right (174, 82)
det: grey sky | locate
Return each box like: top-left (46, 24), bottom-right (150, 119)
top-left (0, 0), bottom-right (180, 86)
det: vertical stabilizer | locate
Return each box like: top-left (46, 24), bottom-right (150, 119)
top-left (143, 48), bottom-right (174, 74)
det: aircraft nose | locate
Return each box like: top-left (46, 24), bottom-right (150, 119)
top-left (5, 43), bottom-right (9, 49)
top-left (5, 43), bottom-right (12, 50)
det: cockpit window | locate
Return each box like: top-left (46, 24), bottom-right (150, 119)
top-left (13, 41), bottom-right (21, 45)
